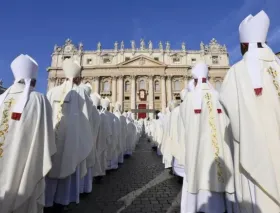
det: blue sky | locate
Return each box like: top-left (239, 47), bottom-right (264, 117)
top-left (0, 0), bottom-right (279, 93)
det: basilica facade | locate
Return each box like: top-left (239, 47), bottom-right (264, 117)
top-left (47, 38), bottom-right (230, 119)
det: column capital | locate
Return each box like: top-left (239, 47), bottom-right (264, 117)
top-left (93, 76), bottom-right (99, 81)
top-left (112, 76), bottom-right (117, 80)
top-left (130, 75), bottom-right (136, 80)
top-left (148, 75), bottom-right (154, 80)
top-left (117, 75), bottom-right (124, 80)
top-left (160, 75), bottom-right (166, 80)
top-left (166, 75), bottom-right (172, 80)
top-left (183, 75), bottom-right (188, 80)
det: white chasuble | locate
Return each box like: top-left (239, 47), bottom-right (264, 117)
top-left (179, 87), bottom-right (235, 213)
top-left (161, 111), bottom-right (173, 168)
top-left (98, 111), bottom-right (112, 173)
top-left (114, 112), bottom-right (127, 161)
top-left (220, 53), bottom-right (280, 212)
top-left (103, 111), bottom-right (117, 168)
top-left (86, 103), bottom-right (101, 169)
top-left (0, 83), bottom-right (56, 213)
top-left (126, 120), bottom-right (136, 155)
top-left (47, 81), bottom-right (93, 179)
top-left (169, 106), bottom-right (185, 176)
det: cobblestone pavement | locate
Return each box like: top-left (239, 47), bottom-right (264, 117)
top-left (49, 137), bottom-right (182, 213)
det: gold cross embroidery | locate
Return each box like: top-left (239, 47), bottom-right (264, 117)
top-left (0, 98), bottom-right (15, 158)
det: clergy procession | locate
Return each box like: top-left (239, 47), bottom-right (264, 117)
top-left (0, 8), bottom-right (280, 213)
top-left (144, 10), bottom-right (280, 213)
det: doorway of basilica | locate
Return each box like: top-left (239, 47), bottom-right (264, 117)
top-left (137, 104), bottom-right (147, 119)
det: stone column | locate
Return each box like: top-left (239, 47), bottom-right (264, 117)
top-left (130, 75), bottom-right (136, 119)
top-left (161, 76), bottom-right (167, 112)
top-left (148, 75), bottom-right (154, 119)
top-left (117, 76), bottom-right (124, 109)
top-left (112, 76), bottom-right (117, 104)
top-left (166, 75), bottom-right (172, 102)
top-left (183, 76), bottom-right (188, 88)
top-left (94, 77), bottom-right (100, 93)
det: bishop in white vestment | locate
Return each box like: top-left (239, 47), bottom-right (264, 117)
top-left (125, 112), bottom-right (137, 156)
top-left (100, 98), bottom-right (119, 170)
top-left (220, 10), bottom-right (280, 212)
top-left (180, 62), bottom-right (235, 213)
top-left (93, 94), bottom-right (111, 179)
top-left (113, 102), bottom-right (127, 164)
top-left (45, 59), bottom-right (93, 207)
top-left (0, 54), bottom-right (56, 213)
top-left (79, 83), bottom-right (100, 194)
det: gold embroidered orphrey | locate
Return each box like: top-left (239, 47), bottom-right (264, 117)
top-left (267, 67), bottom-right (280, 97)
top-left (0, 98), bottom-right (16, 158)
top-left (205, 93), bottom-right (224, 183)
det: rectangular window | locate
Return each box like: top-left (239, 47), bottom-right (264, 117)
top-left (212, 56), bottom-right (219, 64)
top-left (173, 57), bottom-right (180, 63)
top-left (63, 56), bottom-right (71, 60)
top-left (87, 58), bottom-right (92, 64)
top-left (191, 58), bottom-right (196, 64)
top-left (175, 96), bottom-right (181, 100)
top-left (154, 57), bottom-right (159, 61)
top-left (155, 96), bottom-right (160, 100)
top-left (125, 96), bottom-right (130, 100)
top-left (103, 58), bottom-right (111, 64)
top-left (125, 57), bottom-right (130, 61)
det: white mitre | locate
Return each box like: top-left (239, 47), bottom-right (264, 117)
top-left (101, 97), bottom-right (111, 110)
top-left (239, 10), bottom-right (269, 43)
top-left (91, 92), bottom-right (101, 106)
top-left (62, 58), bottom-right (81, 83)
top-left (192, 62), bottom-right (210, 111)
top-left (239, 11), bottom-right (272, 94)
top-left (0, 54), bottom-right (38, 120)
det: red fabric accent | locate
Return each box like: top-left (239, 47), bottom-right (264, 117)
top-left (138, 104), bottom-right (147, 119)
top-left (194, 109), bottom-right (201, 114)
top-left (194, 78), bottom-right (206, 83)
top-left (217, 109), bottom-right (222, 114)
top-left (254, 88), bottom-right (262, 96)
top-left (11, 112), bottom-right (21, 120)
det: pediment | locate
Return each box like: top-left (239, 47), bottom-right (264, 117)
top-left (118, 55), bottom-right (166, 67)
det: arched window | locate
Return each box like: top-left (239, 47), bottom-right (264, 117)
top-left (125, 81), bottom-right (130, 92)
top-left (215, 81), bottom-right (221, 92)
top-left (174, 80), bottom-right (180, 91)
top-left (154, 80), bottom-right (160, 91)
top-left (103, 81), bottom-right (110, 92)
top-left (139, 80), bottom-right (145, 89)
